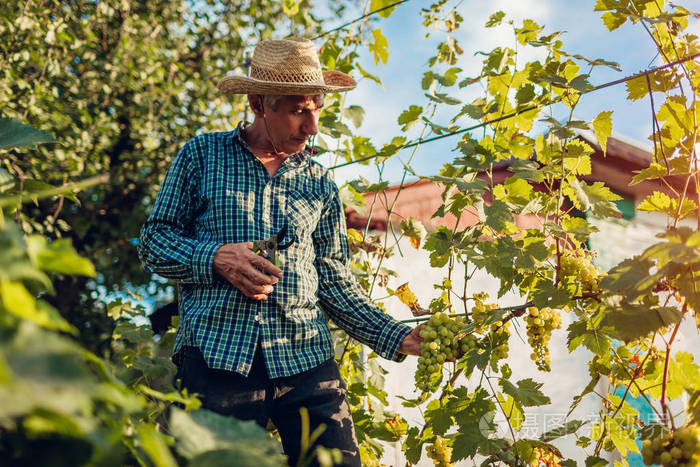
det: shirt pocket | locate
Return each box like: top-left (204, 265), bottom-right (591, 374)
top-left (285, 189), bottom-right (323, 236)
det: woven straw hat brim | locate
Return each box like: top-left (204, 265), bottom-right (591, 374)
top-left (217, 70), bottom-right (356, 95)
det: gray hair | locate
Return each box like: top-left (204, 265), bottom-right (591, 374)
top-left (262, 95), bottom-right (283, 110)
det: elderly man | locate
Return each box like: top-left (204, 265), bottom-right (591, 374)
top-left (138, 37), bottom-right (422, 466)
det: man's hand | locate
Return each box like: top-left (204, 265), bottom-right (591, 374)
top-left (213, 242), bottom-right (283, 300)
top-left (398, 323), bottom-right (424, 356)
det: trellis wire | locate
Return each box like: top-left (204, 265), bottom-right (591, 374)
top-left (310, 0), bottom-right (410, 41)
top-left (327, 52), bottom-right (700, 170)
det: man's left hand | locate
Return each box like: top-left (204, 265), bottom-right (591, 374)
top-left (398, 324), bottom-right (424, 356)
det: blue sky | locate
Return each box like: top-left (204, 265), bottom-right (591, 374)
top-left (314, 0), bottom-right (683, 185)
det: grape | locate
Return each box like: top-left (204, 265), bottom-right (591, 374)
top-left (523, 306), bottom-right (562, 372)
top-left (642, 425), bottom-right (699, 467)
top-left (414, 312), bottom-right (468, 392)
top-left (426, 436), bottom-right (453, 467)
top-left (560, 249), bottom-right (601, 292)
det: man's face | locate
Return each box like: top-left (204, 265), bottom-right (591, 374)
top-left (263, 95), bottom-right (323, 155)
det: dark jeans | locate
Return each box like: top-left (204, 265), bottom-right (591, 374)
top-left (176, 345), bottom-right (361, 467)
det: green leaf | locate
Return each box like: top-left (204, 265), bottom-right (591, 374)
top-left (26, 236), bottom-right (96, 277)
top-left (485, 11), bottom-right (506, 27)
top-left (600, 256), bottom-right (654, 291)
top-left (425, 401), bottom-right (453, 435)
top-left (540, 419), bottom-right (584, 442)
top-left (0, 118), bottom-right (55, 149)
top-left (586, 455), bottom-right (608, 467)
top-left (397, 105), bottom-right (423, 131)
top-left (567, 319), bottom-right (611, 354)
top-left (355, 63), bottom-right (382, 85)
top-left (137, 423), bottom-right (178, 467)
top-left (515, 83), bottom-right (535, 106)
top-left (599, 300), bottom-right (683, 341)
top-left (0, 280), bottom-right (78, 334)
top-left (500, 378), bottom-right (551, 407)
top-left (369, 28), bottom-right (389, 65)
top-left (342, 105), bottom-right (365, 129)
top-left (348, 177), bottom-right (389, 194)
top-left (169, 408), bottom-right (285, 464)
top-left (484, 200), bottom-right (514, 232)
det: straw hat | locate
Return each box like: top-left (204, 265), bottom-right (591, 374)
top-left (217, 37), bottom-right (356, 95)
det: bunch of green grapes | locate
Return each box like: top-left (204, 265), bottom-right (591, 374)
top-left (524, 306), bottom-right (562, 372)
top-left (560, 249), bottom-right (600, 292)
top-left (470, 293), bottom-right (511, 369)
top-left (488, 320), bottom-right (511, 367)
top-left (471, 292), bottom-right (498, 329)
top-left (426, 436), bottom-right (453, 467)
top-left (415, 312), bottom-right (468, 392)
top-left (642, 425), bottom-right (699, 467)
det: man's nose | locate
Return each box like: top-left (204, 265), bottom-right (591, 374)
top-left (302, 113), bottom-right (319, 136)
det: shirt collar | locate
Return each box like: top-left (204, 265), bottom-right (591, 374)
top-left (232, 122), bottom-right (313, 169)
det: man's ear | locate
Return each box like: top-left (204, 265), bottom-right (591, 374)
top-left (248, 95), bottom-right (264, 116)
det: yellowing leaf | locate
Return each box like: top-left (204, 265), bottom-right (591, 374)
top-left (370, 0), bottom-right (398, 18)
top-left (592, 110), bottom-right (613, 156)
top-left (637, 191), bottom-right (697, 219)
top-left (400, 217), bottom-right (427, 250)
top-left (369, 29), bottom-right (389, 65)
top-left (630, 163), bottom-right (667, 185)
top-left (394, 282), bottom-right (425, 315)
top-left (626, 75), bottom-right (649, 101)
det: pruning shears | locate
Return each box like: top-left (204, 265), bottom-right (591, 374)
top-left (253, 225), bottom-right (296, 266)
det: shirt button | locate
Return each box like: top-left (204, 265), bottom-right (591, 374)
top-left (254, 313), bottom-right (261, 322)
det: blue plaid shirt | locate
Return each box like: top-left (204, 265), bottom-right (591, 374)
top-left (138, 125), bottom-right (411, 377)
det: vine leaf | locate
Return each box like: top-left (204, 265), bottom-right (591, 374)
top-left (637, 191), bottom-right (697, 219)
top-left (540, 419), bottom-right (584, 442)
top-left (499, 378), bottom-right (551, 407)
top-left (483, 199), bottom-right (514, 232)
top-left (630, 162), bottom-right (666, 185)
top-left (369, 28), bottom-right (389, 65)
top-left (597, 298), bottom-right (683, 341)
top-left (169, 408), bottom-right (284, 465)
top-left (0, 118), bottom-right (55, 149)
top-left (591, 110), bottom-right (613, 156)
top-left (397, 105), bottom-right (423, 131)
top-left (400, 217), bottom-right (427, 249)
top-left (567, 319), bottom-right (611, 355)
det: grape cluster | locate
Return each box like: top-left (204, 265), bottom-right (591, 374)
top-left (642, 425), bottom-right (699, 467)
top-left (426, 436), bottom-right (453, 467)
top-left (472, 293), bottom-right (511, 369)
top-left (415, 312), bottom-right (470, 392)
top-left (560, 249), bottom-right (600, 292)
top-left (524, 306), bottom-right (562, 372)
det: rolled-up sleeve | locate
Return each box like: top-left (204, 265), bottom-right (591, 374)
top-left (312, 180), bottom-right (411, 362)
top-left (138, 143), bottom-right (222, 284)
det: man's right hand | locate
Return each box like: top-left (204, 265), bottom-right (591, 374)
top-left (213, 242), bottom-right (283, 300)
